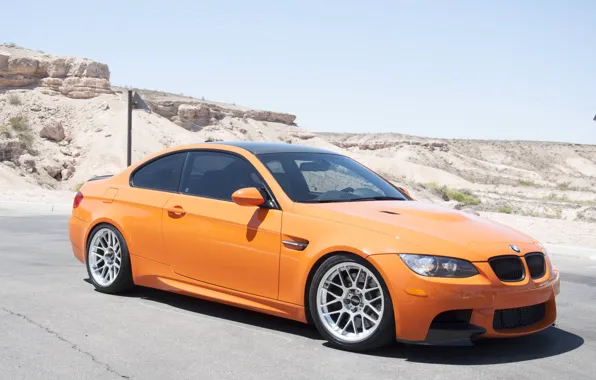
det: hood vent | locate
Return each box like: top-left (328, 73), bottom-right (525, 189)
top-left (380, 210), bottom-right (400, 215)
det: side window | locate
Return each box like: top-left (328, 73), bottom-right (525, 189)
top-left (132, 152), bottom-right (187, 192)
top-left (180, 152), bottom-right (264, 201)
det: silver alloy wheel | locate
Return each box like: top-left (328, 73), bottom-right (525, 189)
top-left (89, 228), bottom-right (122, 287)
top-left (316, 262), bottom-right (385, 343)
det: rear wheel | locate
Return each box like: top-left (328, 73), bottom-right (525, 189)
top-left (86, 225), bottom-right (134, 294)
top-left (309, 254), bottom-right (395, 351)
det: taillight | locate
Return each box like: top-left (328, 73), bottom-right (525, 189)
top-left (73, 191), bottom-right (84, 209)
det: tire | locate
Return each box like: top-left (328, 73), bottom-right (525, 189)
top-left (308, 254), bottom-right (395, 352)
top-left (86, 224), bottom-right (134, 294)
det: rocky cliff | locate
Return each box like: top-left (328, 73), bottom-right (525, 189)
top-left (135, 90), bottom-right (297, 130)
top-left (0, 44), bottom-right (111, 99)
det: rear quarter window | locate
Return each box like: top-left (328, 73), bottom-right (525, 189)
top-left (131, 152), bottom-right (187, 192)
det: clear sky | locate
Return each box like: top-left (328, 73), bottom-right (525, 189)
top-left (2, 0), bottom-right (595, 143)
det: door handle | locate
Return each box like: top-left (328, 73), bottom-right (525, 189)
top-left (166, 206), bottom-right (186, 218)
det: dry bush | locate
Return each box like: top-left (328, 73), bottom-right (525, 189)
top-left (7, 94), bottom-right (21, 106)
top-left (576, 207), bottom-right (596, 223)
top-left (0, 138), bottom-right (23, 162)
top-left (498, 205), bottom-right (513, 214)
top-left (8, 116), bottom-right (28, 131)
top-left (18, 131), bottom-right (36, 153)
top-left (424, 182), bottom-right (481, 206)
top-left (2, 116), bottom-right (37, 155)
top-left (542, 193), bottom-right (571, 202)
top-left (556, 182), bottom-right (571, 190)
top-left (0, 124), bottom-right (12, 138)
top-left (518, 179), bottom-right (539, 187)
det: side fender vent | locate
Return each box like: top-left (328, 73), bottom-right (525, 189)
top-left (282, 237), bottom-right (309, 251)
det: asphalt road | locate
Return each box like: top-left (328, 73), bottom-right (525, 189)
top-left (1, 213), bottom-right (595, 380)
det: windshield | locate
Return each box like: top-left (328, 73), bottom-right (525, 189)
top-left (257, 152), bottom-right (408, 203)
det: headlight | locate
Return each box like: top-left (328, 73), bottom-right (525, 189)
top-left (399, 254), bottom-right (478, 278)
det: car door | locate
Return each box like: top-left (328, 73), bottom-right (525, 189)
top-left (118, 151), bottom-right (187, 263)
top-left (162, 150), bottom-right (282, 299)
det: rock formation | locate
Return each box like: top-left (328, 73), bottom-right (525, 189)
top-left (0, 45), bottom-right (111, 99)
top-left (39, 121), bottom-right (65, 142)
top-left (137, 91), bottom-right (297, 129)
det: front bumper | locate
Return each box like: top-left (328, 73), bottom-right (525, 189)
top-left (368, 254), bottom-right (560, 343)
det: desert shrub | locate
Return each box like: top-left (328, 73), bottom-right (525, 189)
top-left (0, 125), bottom-right (11, 138)
top-left (8, 116), bottom-right (28, 131)
top-left (518, 179), bottom-right (539, 187)
top-left (576, 207), bottom-right (596, 223)
top-left (7, 94), bottom-right (21, 106)
top-left (18, 131), bottom-right (35, 152)
top-left (0, 137), bottom-right (23, 162)
top-left (542, 193), bottom-right (570, 202)
top-left (7, 115), bottom-right (35, 153)
top-left (239, 128), bottom-right (248, 134)
top-left (424, 182), bottom-right (481, 206)
top-left (73, 182), bottom-right (84, 192)
top-left (545, 208), bottom-right (562, 219)
top-left (6, 42), bottom-right (17, 47)
top-left (498, 205), bottom-right (513, 214)
top-left (556, 182), bottom-right (571, 190)
top-left (424, 182), bottom-right (448, 200)
top-left (457, 188), bottom-right (478, 197)
top-left (447, 189), bottom-right (481, 206)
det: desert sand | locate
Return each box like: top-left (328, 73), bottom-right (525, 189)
top-left (1, 44), bottom-right (595, 249)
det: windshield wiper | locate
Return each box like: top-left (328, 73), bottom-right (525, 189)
top-left (302, 196), bottom-right (405, 203)
top-left (301, 199), bottom-right (344, 203)
top-left (347, 196), bottom-right (405, 202)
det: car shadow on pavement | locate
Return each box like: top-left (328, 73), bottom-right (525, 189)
top-left (359, 327), bottom-right (584, 364)
top-left (89, 281), bottom-right (584, 364)
top-left (101, 284), bottom-right (322, 340)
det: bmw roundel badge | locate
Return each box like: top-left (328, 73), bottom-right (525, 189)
top-left (510, 244), bottom-right (521, 253)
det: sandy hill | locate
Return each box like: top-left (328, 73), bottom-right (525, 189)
top-left (0, 45), bottom-right (337, 201)
top-left (1, 44), bottom-right (595, 244)
top-left (319, 132), bottom-right (596, 221)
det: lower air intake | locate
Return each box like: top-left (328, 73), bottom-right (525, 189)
top-left (493, 303), bottom-right (546, 330)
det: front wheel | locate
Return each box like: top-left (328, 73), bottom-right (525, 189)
top-left (309, 254), bottom-right (395, 351)
top-left (86, 224), bottom-right (134, 294)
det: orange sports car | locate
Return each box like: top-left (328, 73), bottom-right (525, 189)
top-left (68, 142), bottom-right (560, 351)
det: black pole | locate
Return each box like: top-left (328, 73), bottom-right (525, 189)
top-left (127, 90), bottom-right (133, 166)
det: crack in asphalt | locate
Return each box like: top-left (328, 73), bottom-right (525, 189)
top-left (1, 307), bottom-right (130, 379)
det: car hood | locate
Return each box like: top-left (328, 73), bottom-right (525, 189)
top-left (293, 201), bottom-right (539, 261)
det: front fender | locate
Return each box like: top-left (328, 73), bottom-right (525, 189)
top-left (278, 212), bottom-right (425, 305)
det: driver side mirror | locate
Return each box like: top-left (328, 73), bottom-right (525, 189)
top-left (397, 186), bottom-right (414, 200)
top-left (232, 187), bottom-right (266, 207)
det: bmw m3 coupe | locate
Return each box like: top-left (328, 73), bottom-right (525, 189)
top-left (68, 142), bottom-right (560, 351)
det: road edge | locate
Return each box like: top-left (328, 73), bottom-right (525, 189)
top-left (0, 201), bottom-right (72, 215)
